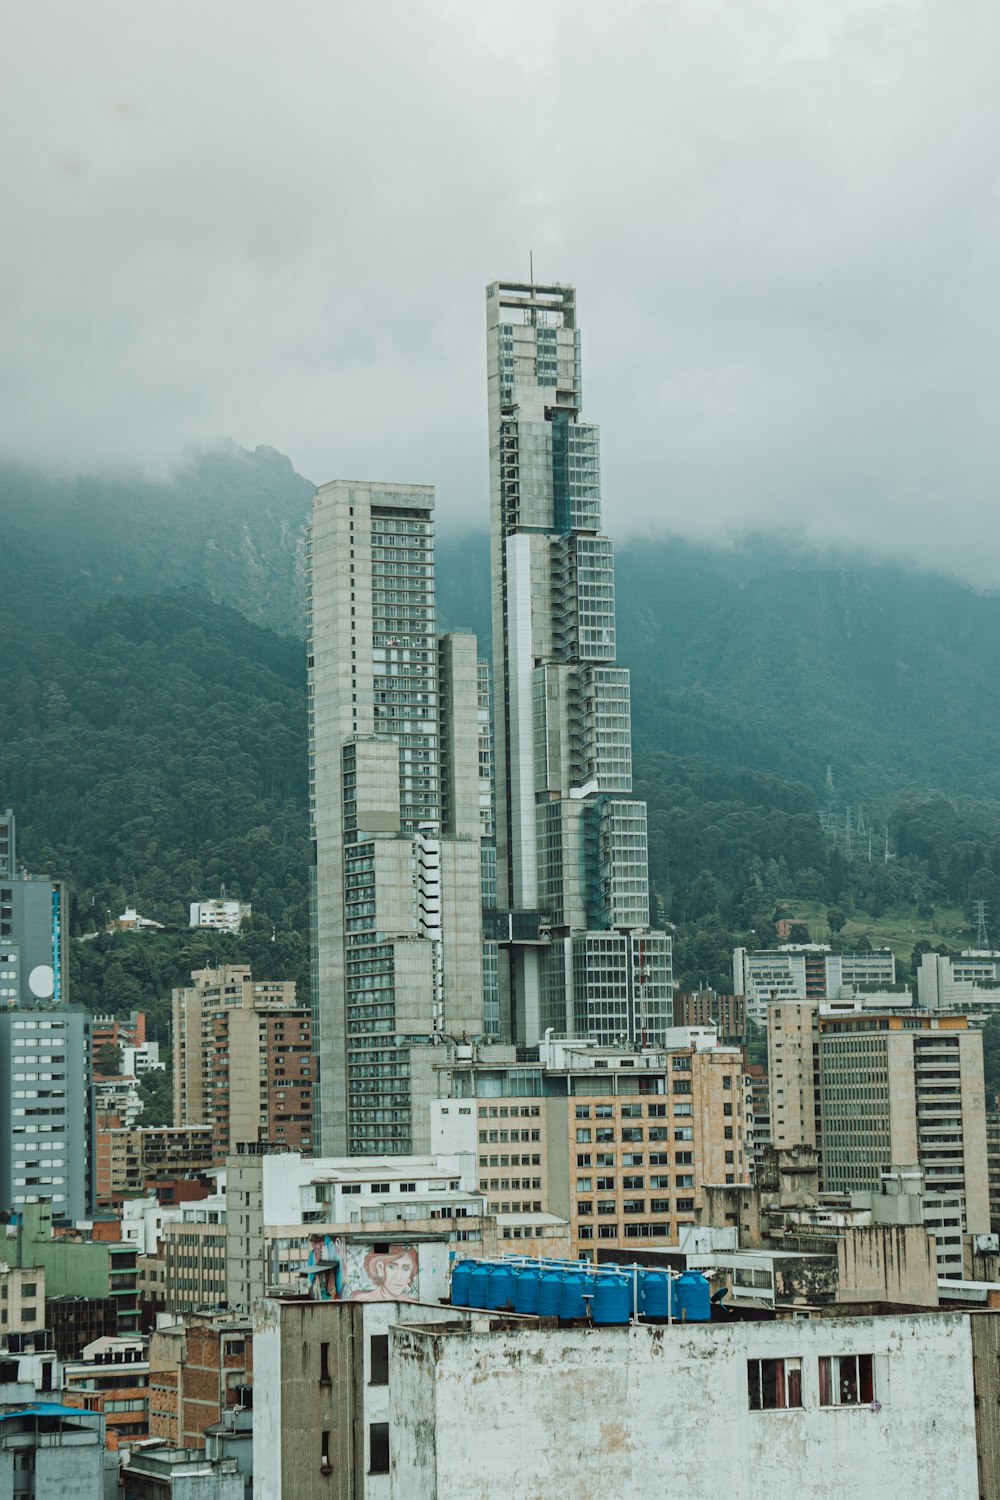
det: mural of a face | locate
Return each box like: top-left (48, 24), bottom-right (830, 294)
top-left (353, 1244), bottom-right (419, 1300)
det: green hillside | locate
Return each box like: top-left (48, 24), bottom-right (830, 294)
top-left (5, 446), bottom-right (1000, 1023)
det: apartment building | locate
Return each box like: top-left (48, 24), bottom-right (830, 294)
top-left (60, 1336), bottom-right (150, 1449)
top-left (149, 1312), bottom-right (252, 1450)
top-left (172, 966), bottom-right (313, 1161)
top-left (96, 1124), bottom-right (214, 1207)
top-left (162, 1195), bottom-right (228, 1315)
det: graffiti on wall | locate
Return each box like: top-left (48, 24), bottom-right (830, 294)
top-left (271, 1234), bottom-right (421, 1302)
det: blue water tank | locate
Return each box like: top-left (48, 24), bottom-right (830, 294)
top-left (450, 1260), bottom-right (473, 1307)
top-left (487, 1262), bottom-right (515, 1311)
top-left (640, 1270), bottom-right (672, 1319)
top-left (468, 1261), bottom-right (493, 1310)
top-left (513, 1265), bottom-right (541, 1315)
top-left (675, 1269), bottom-right (711, 1322)
top-left (592, 1273), bottom-right (630, 1326)
top-left (560, 1269), bottom-right (594, 1321)
top-left (539, 1269), bottom-right (563, 1317)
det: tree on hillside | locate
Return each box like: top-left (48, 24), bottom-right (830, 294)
top-left (787, 923), bottom-right (811, 944)
top-left (136, 1067), bottom-right (173, 1127)
top-left (826, 908), bottom-right (846, 934)
top-left (94, 1042), bottom-right (122, 1077)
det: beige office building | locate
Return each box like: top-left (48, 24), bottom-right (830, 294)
top-left (768, 1003), bottom-right (989, 1275)
top-left (432, 1034), bottom-right (748, 1258)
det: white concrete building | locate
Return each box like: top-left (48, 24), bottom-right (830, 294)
top-left (734, 944), bottom-right (898, 1024)
top-left (223, 1151), bottom-right (489, 1310)
top-left (254, 1286), bottom-right (469, 1500)
top-left (391, 1310), bottom-right (992, 1500)
top-left (189, 899), bottom-right (249, 933)
top-left (917, 950), bottom-right (1000, 1010)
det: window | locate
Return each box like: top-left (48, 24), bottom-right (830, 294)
top-left (576, 1128), bottom-right (592, 1142)
top-left (818, 1354), bottom-right (874, 1407)
top-left (747, 1358), bottom-right (802, 1410)
top-left (370, 1334), bottom-right (389, 1386)
top-left (597, 1223), bottom-right (618, 1238)
top-left (576, 1153), bottom-right (592, 1167)
top-left (575, 1106), bottom-right (592, 1120)
top-left (369, 1422), bottom-right (390, 1474)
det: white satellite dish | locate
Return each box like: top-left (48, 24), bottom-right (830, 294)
top-left (28, 965), bottom-right (55, 1000)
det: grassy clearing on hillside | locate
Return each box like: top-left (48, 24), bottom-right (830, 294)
top-left (775, 899), bottom-right (973, 962)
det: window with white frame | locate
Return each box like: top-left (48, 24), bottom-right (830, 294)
top-left (747, 1357), bottom-right (802, 1410)
top-left (818, 1353), bottom-right (874, 1407)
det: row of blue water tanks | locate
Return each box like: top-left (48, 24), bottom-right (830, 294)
top-left (450, 1260), bottom-right (711, 1325)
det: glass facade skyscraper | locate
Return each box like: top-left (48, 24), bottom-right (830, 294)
top-left (486, 280), bottom-right (672, 1046)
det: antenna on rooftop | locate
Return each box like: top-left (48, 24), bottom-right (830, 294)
top-left (529, 249), bottom-right (534, 288)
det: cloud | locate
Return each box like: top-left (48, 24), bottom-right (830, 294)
top-left (1, 0), bottom-right (998, 580)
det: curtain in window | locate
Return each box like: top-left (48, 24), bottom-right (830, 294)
top-left (818, 1356), bottom-right (832, 1406)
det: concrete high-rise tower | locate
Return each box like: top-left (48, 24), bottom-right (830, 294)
top-left (307, 482), bottom-right (485, 1155)
top-left (486, 280), bottom-right (671, 1046)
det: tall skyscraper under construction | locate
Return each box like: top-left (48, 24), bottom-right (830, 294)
top-left (486, 279), bottom-right (672, 1046)
top-left (307, 482), bottom-right (486, 1154)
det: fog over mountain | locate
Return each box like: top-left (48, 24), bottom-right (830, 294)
top-left (3, 1), bottom-right (1000, 582)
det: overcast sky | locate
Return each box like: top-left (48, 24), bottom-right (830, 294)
top-left (2, 0), bottom-right (998, 577)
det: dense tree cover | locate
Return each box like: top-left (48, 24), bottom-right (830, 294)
top-left (1, 591), bottom-right (308, 931)
top-left (5, 453), bottom-right (1000, 1035)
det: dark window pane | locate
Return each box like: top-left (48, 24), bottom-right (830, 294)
top-left (369, 1421), bottom-right (390, 1474)
top-left (370, 1334), bottom-right (389, 1386)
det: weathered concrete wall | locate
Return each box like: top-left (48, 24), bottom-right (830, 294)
top-left (838, 1225), bottom-right (938, 1307)
top-left (390, 1313), bottom-right (980, 1500)
top-left (971, 1314), bottom-right (1000, 1500)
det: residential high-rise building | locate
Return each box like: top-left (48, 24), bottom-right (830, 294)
top-left (0, 807), bottom-right (67, 1008)
top-left (307, 482), bottom-right (485, 1155)
top-left (172, 966), bottom-right (313, 1162)
top-left (485, 281), bottom-right (671, 1048)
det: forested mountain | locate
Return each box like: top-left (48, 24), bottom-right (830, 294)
top-left (0, 445), bottom-right (311, 637)
top-left (4, 443), bottom-right (1000, 1021)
